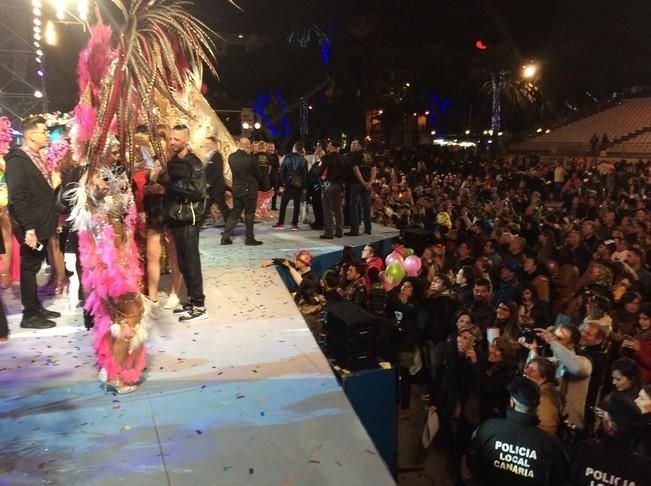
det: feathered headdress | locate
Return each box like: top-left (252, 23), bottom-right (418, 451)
top-left (72, 0), bottom-right (219, 175)
top-left (0, 116), bottom-right (12, 157)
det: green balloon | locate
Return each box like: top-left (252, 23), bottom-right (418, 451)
top-left (385, 262), bottom-right (406, 282)
top-left (404, 248), bottom-right (415, 257)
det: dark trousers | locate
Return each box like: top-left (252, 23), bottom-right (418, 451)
top-left (270, 170), bottom-right (280, 210)
top-left (278, 186), bottom-right (302, 225)
top-left (349, 183), bottom-right (371, 233)
top-left (206, 191), bottom-right (230, 224)
top-left (322, 183), bottom-right (343, 237)
top-left (170, 224), bottom-right (204, 307)
top-left (343, 183), bottom-right (352, 226)
top-left (0, 296), bottom-right (7, 338)
top-left (308, 188), bottom-right (323, 228)
top-left (19, 240), bottom-right (47, 318)
top-left (223, 194), bottom-right (256, 242)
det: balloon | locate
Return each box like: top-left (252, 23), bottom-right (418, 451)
top-left (385, 251), bottom-right (404, 267)
top-left (404, 248), bottom-right (415, 257)
top-left (385, 262), bottom-right (406, 283)
top-left (403, 255), bottom-right (422, 277)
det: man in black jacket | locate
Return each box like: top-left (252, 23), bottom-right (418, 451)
top-left (320, 140), bottom-right (345, 239)
top-left (202, 135), bottom-right (230, 225)
top-left (465, 376), bottom-right (568, 485)
top-left (222, 137), bottom-right (262, 246)
top-left (5, 116), bottom-right (60, 329)
top-left (273, 141), bottom-right (307, 230)
top-left (159, 124), bottom-right (208, 322)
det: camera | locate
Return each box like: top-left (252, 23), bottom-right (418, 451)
top-left (521, 327), bottom-right (537, 344)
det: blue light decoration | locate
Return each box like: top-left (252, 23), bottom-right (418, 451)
top-left (427, 92), bottom-right (453, 133)
top-left (320, 39), bottom-right (330, 65)
top-left (253, 91), bottom-right (291, 138)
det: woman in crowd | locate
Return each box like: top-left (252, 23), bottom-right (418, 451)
top-left (620, 303), bottom-right (651, 384)
top-left (524, 356), bottom-right (562, 436)
top-left (492, 300), bottom-right (521, 340)
top-left (517, 282), bottom-right (551, 330)
top-left (454, 265), bottom-right (476, 308)
top-left (474, 335), bottom-right (519, 421)
top-left (604, 357), bottom-right (642, 403)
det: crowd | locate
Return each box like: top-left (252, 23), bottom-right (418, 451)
top-left (273, 143), bottom-right (651, 485)
top-left (2, 114), bottom-right (651, 481)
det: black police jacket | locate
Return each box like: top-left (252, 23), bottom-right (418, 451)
top-left (467, 408), bottom-right (568, 486)
top-left (570, 440), bottom-right (651, 486)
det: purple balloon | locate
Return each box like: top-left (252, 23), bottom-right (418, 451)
top-left (385, 251), bottom-right (404, 267)
top-left (403, 255), bottom-right (422, 277)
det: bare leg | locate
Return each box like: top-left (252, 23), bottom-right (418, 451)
top-left (146, 229), bottom-right (162, 302)
top-left (164, 228), bottom-right (182, 296)
top-left (49, 234), bottom-right (67, 293)
top-left (0, 213), bottom-right (12, 288)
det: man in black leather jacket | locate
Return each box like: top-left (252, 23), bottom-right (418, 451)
top-left (221, 137), bottom-right (262, 246)
top-left (159, 124), bottom-right (208, 322)
top-left (273, 141), bottom-right (307, 230)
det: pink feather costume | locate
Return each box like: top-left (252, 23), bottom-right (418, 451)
top-left (72, 170), bottom-right (149, 386)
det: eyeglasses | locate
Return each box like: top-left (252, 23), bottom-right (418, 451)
top-left (497, 306), bottom-right (510, 311)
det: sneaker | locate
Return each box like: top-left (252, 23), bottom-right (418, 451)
top-left (245, 239), bottom-right (263, 246)
top-left (272, 223), bottom-right (285, 229)
top-left (179, 306), bottom-right (208, 323)
top-left (20, 316), bottom-right (56, 329)
top-left (291, 225), bottom-right (299, 231)
top-left (173, 303), bottom-right (193, 316)
top-left (163, 294), bottom-right (180, 310)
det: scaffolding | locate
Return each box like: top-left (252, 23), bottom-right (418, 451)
top-left (0, 0), bottom-right (47, 125)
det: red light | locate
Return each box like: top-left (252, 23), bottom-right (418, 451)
top-left (475, 40), bottom-right (488, 50)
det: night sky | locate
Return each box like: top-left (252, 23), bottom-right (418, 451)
top-left (36, 0), bottom-right (651, 137)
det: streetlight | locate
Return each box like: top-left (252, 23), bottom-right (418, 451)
top-left (522, 63), bottom-right (538, 79)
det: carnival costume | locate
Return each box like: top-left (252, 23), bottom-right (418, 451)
top-left (67, 0), bottom-right (223, 393)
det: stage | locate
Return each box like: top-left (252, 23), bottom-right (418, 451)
top-left (0, 219), bottom-right (399, 485)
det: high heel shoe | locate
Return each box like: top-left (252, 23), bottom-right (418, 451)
top-left (99, 370), bottom-right (139, 394)
top-left (55, 277), bottom-right (70, 296)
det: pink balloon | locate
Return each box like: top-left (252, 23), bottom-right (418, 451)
top-left (385, 251), bottom-right (404, 267)
top-left (403, 255), bottom-right (422, 277)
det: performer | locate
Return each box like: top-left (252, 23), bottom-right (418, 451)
top-left (71, 161), bottom-right (150, 394)
top-left (66, 0), bottom-right (219, 392)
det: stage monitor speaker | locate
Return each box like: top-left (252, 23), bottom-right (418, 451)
top-left (326, 300), bottom-right (378, 370)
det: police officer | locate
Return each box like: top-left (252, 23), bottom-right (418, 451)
top-left (465, 376), bottom-right (567, 485)
top-left (570, 393), bottom-right (651, 485)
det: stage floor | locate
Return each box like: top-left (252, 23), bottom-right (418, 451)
top-left (0, 219), bottom-right (399, 486)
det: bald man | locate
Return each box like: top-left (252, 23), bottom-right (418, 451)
top-left (221, 137), bottom-right (262, 245)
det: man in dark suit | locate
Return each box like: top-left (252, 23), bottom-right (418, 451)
top-left (221, 137), bottom-right (262, 246)
top-left (202, 135), bottom-right (230, 225)
top-left (5, 115), bottom-right (60, 329)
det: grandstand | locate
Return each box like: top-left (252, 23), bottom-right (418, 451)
top-left (513, 97), bottom-right (651, 156)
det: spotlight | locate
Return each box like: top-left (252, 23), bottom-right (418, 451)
top-left (413, 112), bottom-right (417, 117)
top-left (237, 33), bottom-right (244, 39)
top-left (465, 129), bottom-right (470, 135)
top-left (242, 122), bottom-right (250, 130)
top-left (45, 21), bottom-right (57, 46)
top-left (430, 130), bottom-right (436, 135)
top-left (536, 128), bottom-right (543, 133)
top-left (425, 110), bottom-right (430, 115)
top-left (308, 105), bottom-right (313, 110)
top-left (33, 26), bottom-right (41, 32)
top-left (497, 131), bottom-right (503, 136)
top-left (35, 57), bottom-right (42, 63)
top-left (404, 82), bottom-right (410, 88)
top-left (253, 122), bottom-right (261, 130)
top-left (34, 33), bottom-right (41, 41)
top-left (545, 129), bottom-right (551, 134)
top-left (36, 49), bottom-right (43, 56)
top-left (33, 8), bottom-right (41, 16)
top-left (378, 109), bottom-right (383, 115)
top-left (33, 18), bottom-right (41, 26)
top-left (36, 69), bottom-right (44, 77)
top-left (34, 90), bottom-right (43, 98)
top-left (33, 41), bottom-right (40, 47)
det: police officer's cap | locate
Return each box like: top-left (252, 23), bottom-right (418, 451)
top-left (508, 376), bottom-right (540, 408)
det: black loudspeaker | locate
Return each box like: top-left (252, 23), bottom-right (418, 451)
top-left (326, 301), bottom-right (378, 370)
top-left (401, 228), bottom-right (434, 255)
